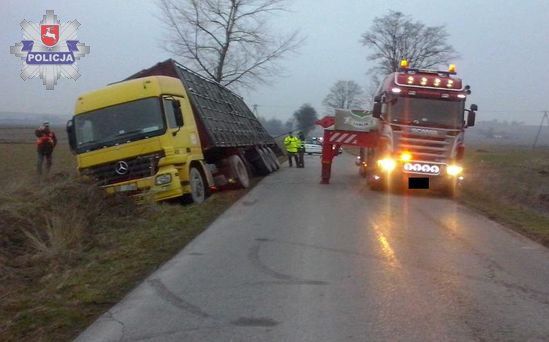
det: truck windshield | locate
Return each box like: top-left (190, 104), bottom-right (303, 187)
top-left (386, 97), bottom-right (464, 129)
top-left (74, 97), bottom-right (166, 153)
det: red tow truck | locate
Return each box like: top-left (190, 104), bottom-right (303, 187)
top-left (317, 60), bottom-right (477, 197)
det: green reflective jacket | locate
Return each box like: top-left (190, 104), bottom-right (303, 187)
top-left (284, 136), bottom-right (300, 153)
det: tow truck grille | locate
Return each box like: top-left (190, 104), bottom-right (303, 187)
top-left (80, 151), bottom-right (164, 186)
top-left (394, 130), bottom-right (456, 162)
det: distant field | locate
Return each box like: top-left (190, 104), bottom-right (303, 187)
top-left (0, 126), bottom-right (68, 144)
top-left (0, 143), bottom-right (75, 183)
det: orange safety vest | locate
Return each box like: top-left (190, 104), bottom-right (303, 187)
top-left (36, 132), bottom-right (55, 146)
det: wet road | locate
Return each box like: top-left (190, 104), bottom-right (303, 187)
top-left (77, 154), bottom-right (549, 341)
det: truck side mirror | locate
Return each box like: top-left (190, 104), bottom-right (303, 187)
top-left (372, 102), bottom-right (382, 118)
top-left (66, 119), bottom-right (77, 153)
top-left (470, 104), bottom-right (478, 111)
top-left (467, 110), bottom-right (476, 127)
top-left (172, 100), bottom-right (184, 127)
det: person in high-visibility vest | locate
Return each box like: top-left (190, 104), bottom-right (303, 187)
top-left (35, 121), bottom-right (57, 176)
top-left (284, 133), bottom-right (299, 167)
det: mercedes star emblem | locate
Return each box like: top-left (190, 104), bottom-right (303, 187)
top-left (115, 161), bottom-right (129, 175)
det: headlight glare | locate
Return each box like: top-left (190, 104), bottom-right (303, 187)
top-left (377, 158), bottom-right (396, 172)
top-left (447, 165), bottom-right (463, 176)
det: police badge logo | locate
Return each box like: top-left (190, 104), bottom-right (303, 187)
top-left (10, 10), bottom-right (90, 90)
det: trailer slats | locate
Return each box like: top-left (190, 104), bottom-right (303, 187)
top-left (125, 59), bottom-right (274, 150)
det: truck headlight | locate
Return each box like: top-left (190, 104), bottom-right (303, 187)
top-left (155, 173), bottom-right (172, 185)
top-left (447, 165), bottom-right (463, 176)
top-left (377, 158), bottom-right (396, 172)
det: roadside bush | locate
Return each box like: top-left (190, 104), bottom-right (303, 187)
top-left (0, 176), bottom-right (147, 276)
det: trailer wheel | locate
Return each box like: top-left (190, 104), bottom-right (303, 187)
top-left (259, 148), bottom-right (274, 173)
top-left (262, 147), bottom-right (278, 171)
top-left (189, 167), bottom-right (206, 203)
top-left (266, 147), bottom-right (280, 169)
top-left (249, 147), bottom-right (272, 175)
top-left (229, 155), bottom-right (250, 188)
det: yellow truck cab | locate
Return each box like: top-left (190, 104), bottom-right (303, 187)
top-left (67, 60), bottom-right (280, 202)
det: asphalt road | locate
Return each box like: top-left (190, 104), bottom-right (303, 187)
top-left (77, 154), bottom-right (549, 342)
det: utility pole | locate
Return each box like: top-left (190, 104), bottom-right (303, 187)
top-left (532, 111), bottom-right (549, 149)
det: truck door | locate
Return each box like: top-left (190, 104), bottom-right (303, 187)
top-left (162, 96), bottom-right (201, 157)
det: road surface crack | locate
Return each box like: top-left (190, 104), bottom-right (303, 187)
top-left (148, 278), bottom-right (211, 318)
top-left (248, 242), bottom-right (328, 285)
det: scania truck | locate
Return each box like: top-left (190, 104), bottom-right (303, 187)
top-left (66, 59), bottom-right (280, 203)
top-left (361, 60), bottom-right (478, 196)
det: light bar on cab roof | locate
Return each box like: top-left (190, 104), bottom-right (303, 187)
top-left (394, 72), bottom-right (464, 91)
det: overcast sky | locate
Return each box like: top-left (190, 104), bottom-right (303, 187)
top-left (2, 0), bottom-right (549, 124)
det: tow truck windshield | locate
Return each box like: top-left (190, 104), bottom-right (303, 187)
top-left (74, 97), bottom-right (166, 153)
top-left (386, 97), bottom-right (464, 129)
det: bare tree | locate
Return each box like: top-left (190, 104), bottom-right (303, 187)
top-left (322, 80), bottom-right (365, 112)
top-left (158, 0), bottom-right (302, 88)
top-left (361, 11), bottom-right (457, 75)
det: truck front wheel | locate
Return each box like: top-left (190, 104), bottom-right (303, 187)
top-left (441, 181), bottom-right (457, 198)
top-left (189, 167), bottom-right (206, 203)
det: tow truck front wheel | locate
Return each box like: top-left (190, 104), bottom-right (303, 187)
top-left (441, 181), bottom-right (458, 198)
top-left (189, 167), bottom-right (206, 204)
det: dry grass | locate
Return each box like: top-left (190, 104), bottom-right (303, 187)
top-left (460, 145), bottom-right (549, 245)
top-left (0, 128), bottom-right (261, 341)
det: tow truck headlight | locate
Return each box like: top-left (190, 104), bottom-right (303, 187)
top-left (447, 165), bottom-right (463, 176)
top-left (155, 173), bottom-right (172, 185)
top-left (377, 158), bottom-right (396, 172)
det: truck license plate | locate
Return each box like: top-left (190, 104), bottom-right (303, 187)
top-left (117, 183), bottom-right (137, 192)
top-left (403, 162), bottom-right (440, 175)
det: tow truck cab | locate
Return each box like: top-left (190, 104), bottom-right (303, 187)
top-left (367, 60), bottom-right (477, 195)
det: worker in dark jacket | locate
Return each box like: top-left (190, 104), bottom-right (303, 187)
top-left (35, 122), bottom-right (57, 176)
top-left (297, 131), bottom-right (305, 168)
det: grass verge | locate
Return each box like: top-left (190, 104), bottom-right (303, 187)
top-left (0, 176), bottom-right (259, 341)
top-left (460, 146), bottom-right (549, 246)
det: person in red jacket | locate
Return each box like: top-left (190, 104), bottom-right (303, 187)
top-left (35, 122), bottom-right (57, 176)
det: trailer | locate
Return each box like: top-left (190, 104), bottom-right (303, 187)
top-left (67, 59), bottom-right (280, 203)
top-left (316, 110), bottom-right (379, 184)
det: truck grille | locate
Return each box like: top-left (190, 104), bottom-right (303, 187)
top-left (80, 151), bottom-right (164, 186)
top-left (393, 128), bottom-right (456, 163)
